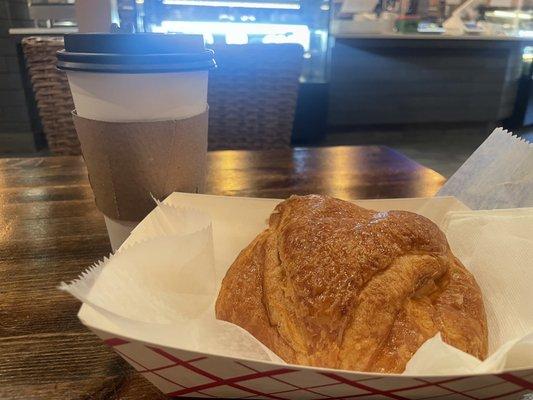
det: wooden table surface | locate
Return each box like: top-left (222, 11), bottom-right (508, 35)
top-left (0, 146), bottom-right (445, 400)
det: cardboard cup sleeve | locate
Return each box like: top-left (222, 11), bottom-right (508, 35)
top-left (73, 109), bottom-right (208, 222)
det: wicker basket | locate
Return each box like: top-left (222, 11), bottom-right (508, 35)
top-left (207, 43), bottom-right (303, 151)
top-left (21, 36), bottom-right (80, 155)
top-left (21, 38), bottom-right (303, 154)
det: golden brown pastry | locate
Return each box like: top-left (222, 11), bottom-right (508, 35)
top-left (215, 195), bottom-right (488, 373)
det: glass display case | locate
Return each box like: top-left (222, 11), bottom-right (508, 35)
top-left (331, 0), bottom-right (401, 34)
top-left (329, 0), bottom-right (533, 36)
top-left (443, 0), bottom-right (533, 36)
top-left (330, 0), bottom-right (448, 35)
top-left (28, 0), bottom-right (77, 28)
top-left (137, 0), bottom-right (331, 82)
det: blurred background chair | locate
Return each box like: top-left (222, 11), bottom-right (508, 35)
top-left (22, 36), bottom-right (79, 155)
top-left (21, 37), bottom-right (303, 154)
top-left (207, 43), bottom-right (303, 151)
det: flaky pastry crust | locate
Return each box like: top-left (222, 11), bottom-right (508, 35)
top-left (216, 195), bottom-right (488, 372)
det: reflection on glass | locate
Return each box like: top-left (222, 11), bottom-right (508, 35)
top-left (327, 0), bottom-right (533, 37)
top-left (162, 1), bottom-right (301, 9)
top-left (152, 20), bottom-right (311, 49)
top-left (443, 0), bottom-right (533, 37)
top-left (141, 0), bottom-right (331, 83)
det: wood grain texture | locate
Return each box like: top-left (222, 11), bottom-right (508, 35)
top-left (0, 146), bottom-right (445, 399)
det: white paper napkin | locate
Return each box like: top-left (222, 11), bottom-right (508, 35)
top-left (438, 128), bottom-right (533, 209)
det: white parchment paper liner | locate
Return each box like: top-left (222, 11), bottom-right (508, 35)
top-left (405, 207), bottom-right (533, 374)
top-left (62, 201), bottom-right (284, 362)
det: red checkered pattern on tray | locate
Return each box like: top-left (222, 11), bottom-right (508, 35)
top-left (102, 337), bottom-right (533, 400)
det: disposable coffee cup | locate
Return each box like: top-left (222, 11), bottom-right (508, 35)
top-left (58, 33), bottom-right (216, 251)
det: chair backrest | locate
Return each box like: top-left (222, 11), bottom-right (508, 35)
top-left (207, 43), bottom-right (303, 151)
top-left (22, 36), bottom-right (80, 155)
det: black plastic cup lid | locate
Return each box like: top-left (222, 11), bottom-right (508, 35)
top-left (57, 33), bottom-right (216, 73)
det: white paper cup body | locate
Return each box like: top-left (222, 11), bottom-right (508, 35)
top-left (68, 69), bottom-right (209, 250)
top-left (67, 70), bottom-right (208, 122)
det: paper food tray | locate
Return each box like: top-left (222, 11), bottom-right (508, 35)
top-left (77, 193), bottom-right (533, 400)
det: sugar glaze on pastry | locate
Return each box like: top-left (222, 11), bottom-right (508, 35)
top-left (215, 195), bottom-right (488, 373)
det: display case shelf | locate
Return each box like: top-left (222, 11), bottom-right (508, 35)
top-left (140, 0), bottom-right (331, 82)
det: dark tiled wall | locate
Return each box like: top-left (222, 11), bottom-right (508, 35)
top-left (328, 40), bottom-right (521, 126)
top-left (0, 0), bottom-right (40, 153)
